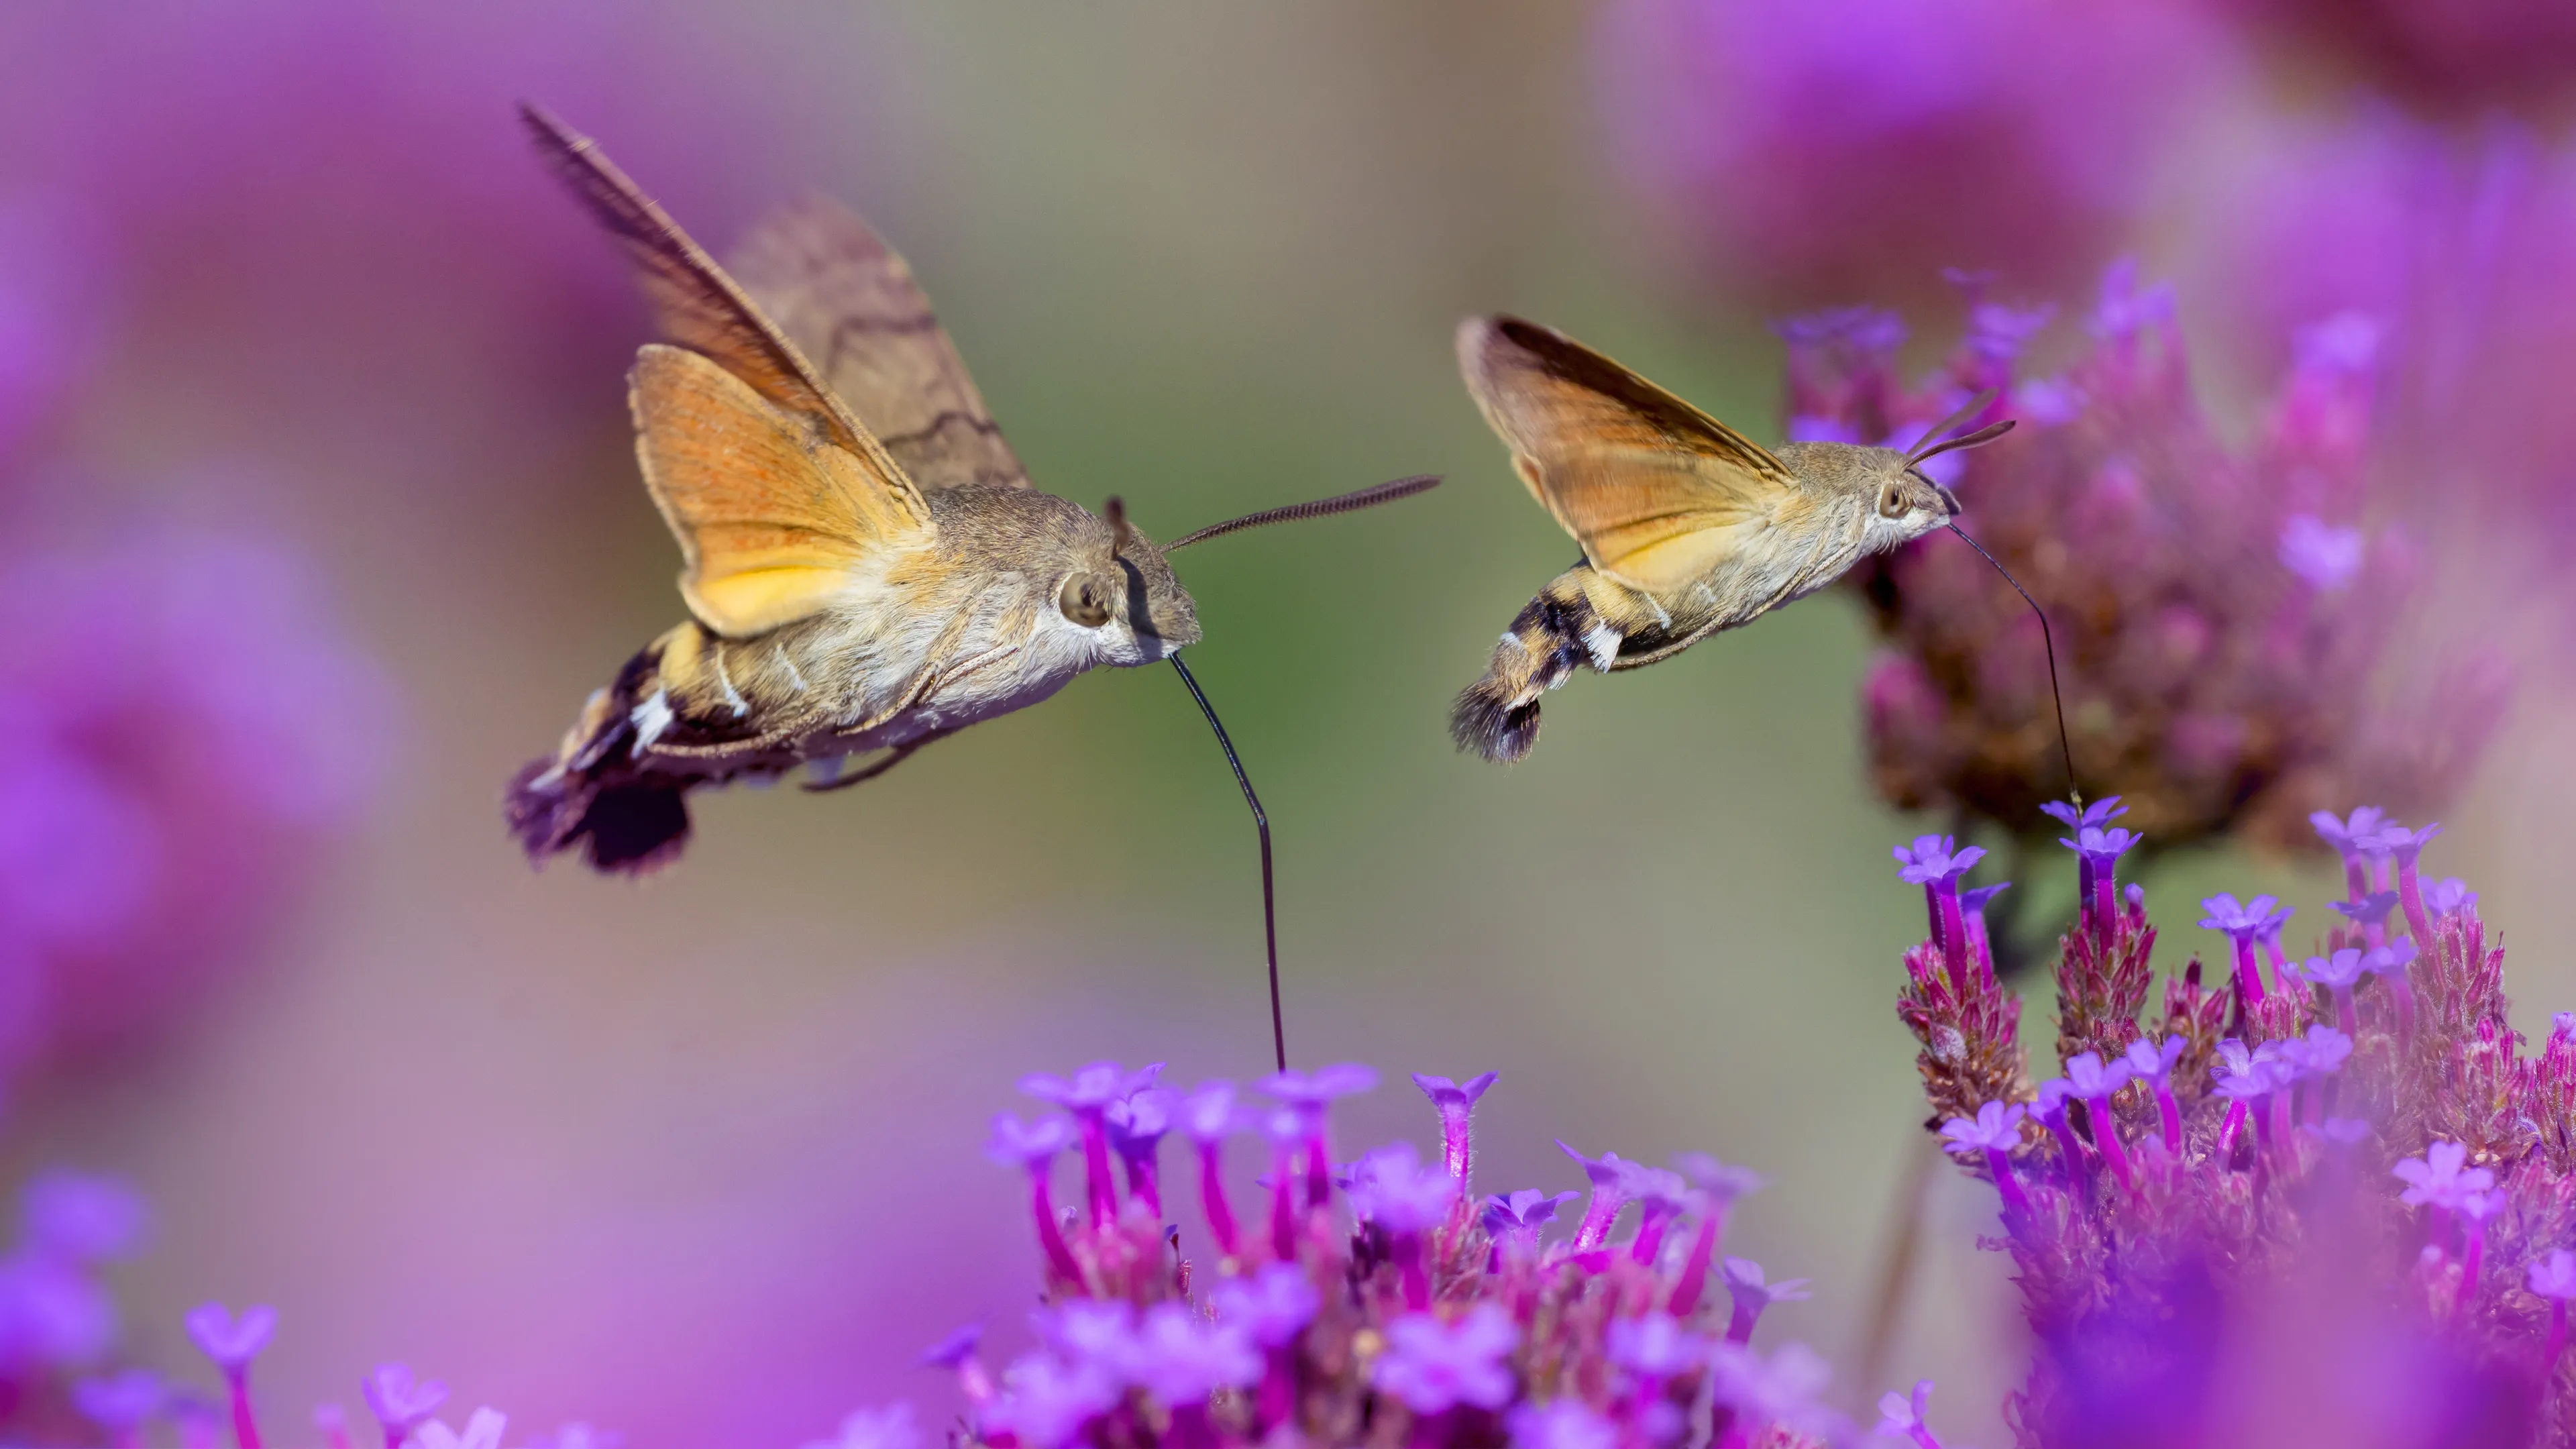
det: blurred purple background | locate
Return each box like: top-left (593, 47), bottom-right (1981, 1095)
top-left (3, 3), bottom-right (2573, 1446)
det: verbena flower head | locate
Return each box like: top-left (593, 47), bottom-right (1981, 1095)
top-left (1892, 806), bottom-right (2569, 1443)
top-left (1821, 264), bottom-right (2500, 851)
top-left (851, 1057), bottom-right (1853, 1449)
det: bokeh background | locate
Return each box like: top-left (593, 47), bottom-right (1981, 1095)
top-left (3, 2), bottom-right (2573, 1446)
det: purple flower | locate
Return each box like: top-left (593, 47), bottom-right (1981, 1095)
top-left (1413, 1070), bottom-right (1497, 1180)
top-left (2061, 1052), bottom-right (2130, 1099)
top-left (2199, 893), bottom-right (2294, 942)
top-left (1706, 1340), bottom-right (1838, 1437)
top-left (1721, 1257), bottom-right (1809, 1344)
top-left (1125, 1303), bottom-right (1260, 1405)
top-left (2059, 825), bottom-right (2141, 867)
top-left (2532, 1250), bottom-right (2576, 1301)
top-left (1179, 1081), bottom-right (1242, 1142)
top-left (985, 1112), bottom-right (1072, 1167)
top-left (23, 1172), bottom-right (146, 1262)
top-left (1877, 1379), bottom-right (1939, 1447)
top-left (185, 1301), bottom-right (277, 1373)
top-left (362, 1364), bottom-right (448, 1444)
top-left (1410, 1071), bottom-right (1497, 1112)
top-left (1605, 1312), bottom-right (1706, 1376)
top-left (985, 1356), bottom-right (1120, 1449)
top-left (1893, 835), bottom-right (1985, 885)
top-left (2424, 877), bottom-right (2479, 915)
top-left (2279, 515), bottom-right (2365, 590)
top-left (74, 1368), bottom-right (164, 1432)
top-left (1372, 1306), bottom-right (1519, 1413)
top-left (2312, 806), bottom-right (2390, 857)
top-left (920, 1324), bottom-right (983, 1371)
top-left (1668, 1152), bottom-right (1766, 1203)
top-left (2123, 1036), bottom-right (2186, 1086)
top-left (2320, 1118), bottom-right (2373, 1146)
top-left (1347, 1141), bottom-right (1460, 1234)
top-left (1104, 1089), bottom-right (1173, 1154)
top-left (801, 1406), bottom-right (919, 1449)
top-left (1507, 1399), bottom-right (1617, 1449)
top-left (1259, 1063), bottom-right (1378, 1107)
top-left (2372, 820), bottom-right (2444, 863)
top-left (414, 1409), bottom-right (506, 1449)
top-left (2367, 941), bottom-right (2421, 977)
top-left (1481, 1189), bottom-right (1578, 1236)
top-left (1595, 0), bottom-right (2224, 303)
top-left (2282, 1025), bottom-right (2355, 1078)
top-left (1210, 1264), bottom-right (1319, 1348)
top-left (1938, 1101), bottom-right (2026, 1155)
top-left (1032, 1300), bottom-right (1136, 1371)
top-left (2393, 1140), bottom-right (2496, 1212)
top-left (2330, 892), bottom-right (2401, 928)
top-left (1021, 1062), bottom-right (1164, 1113)
top-left (1957, 881), bottom-right (2012, 916)
top-left (2294, 949), bottom-right (2371, 992)
top-left (1558, 1140), bottom-right (1658, 1250)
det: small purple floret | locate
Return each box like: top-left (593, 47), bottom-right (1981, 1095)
top-left (362, 1365), bottom-right (449, 1449)
top-left (1372, 1306), bottom-right (1519, 1413)
top-left (2393, 1140), bottom-right (2496, 1212)
top-left (186, 1301), bottom-right (277, 1375)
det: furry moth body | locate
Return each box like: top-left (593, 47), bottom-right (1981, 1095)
top-left (506, 107), bottom-right (1432, 872)
top-left (1449, 315), bottom-right (2010, 763)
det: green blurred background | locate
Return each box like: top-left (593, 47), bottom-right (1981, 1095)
top-left (5, 3), bottom-right (2570, 1446)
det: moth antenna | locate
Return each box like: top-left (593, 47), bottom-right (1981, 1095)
top-left (1104, 494), bottom-right (1134, 560)
top-left (1903, 388), bottom-right (2001, 464)
top-left (1911, 418), bottom-right (2016, 466)
top-left (1168, 653), bottom-right (1287, 1072)
top-left (1945, 523), bottom-right (2082, 807)
top-left (1165, 474), bottom-right (1441, 551)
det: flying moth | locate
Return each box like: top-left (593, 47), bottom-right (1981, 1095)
top-left (1448, 315), bottom-right (2028, 765)
top-left (505, 106), bottom-right (1436, 883)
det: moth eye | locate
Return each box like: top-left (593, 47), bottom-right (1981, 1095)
top-left (1878, 481), bottom-right (1910, 519)
top-left (1059, 574), bottom-right (1113, 628)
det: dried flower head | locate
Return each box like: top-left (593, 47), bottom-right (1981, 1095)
top-left (1804, 264), bottom-right (2506, 859)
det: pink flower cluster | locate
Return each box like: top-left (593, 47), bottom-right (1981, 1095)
top-left (832, 1061), bottom-right (1925, 1449)
top-left (1794, 264), bottom-right (2504, 861)
top-left (1901, 802), bottom-right (2576, 1446)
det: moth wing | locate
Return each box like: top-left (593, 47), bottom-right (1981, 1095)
top-left (522, 103), bottom-right (931, 532)
top-left (1457, 315), bottom-right (1800, 596)
top-left (631, 343), bottom-right (925, 638)
top-left (729, 199), bottom-right (1032, 492)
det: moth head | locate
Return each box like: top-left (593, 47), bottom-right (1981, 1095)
top-left (1055, 495), bottom-right (1201, 663)
top-left (1868, 393), bottom-right (2016, 543)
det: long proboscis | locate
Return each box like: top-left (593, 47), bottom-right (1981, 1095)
top-left (1169, 653), bottom-right (1288, 1071)
top-left (1166, 474), bottom-right (1442, 551)
top-left (1946, 523), bottom-right (2082, 806)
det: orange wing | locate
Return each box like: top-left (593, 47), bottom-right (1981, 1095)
top-left (1456, 315), bottom-right (1798, 596)
top-left (523, 105), bottom-right (937, 637)
top-left (629, 344), bottom-right (925, 637)
top-left (729, 199), bottom-right (1030, 492)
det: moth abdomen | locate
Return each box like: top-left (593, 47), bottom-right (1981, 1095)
top-left (1449, 570), bottom-right (1617, 764)
top-left (506, 636), bottom-right (701, 875)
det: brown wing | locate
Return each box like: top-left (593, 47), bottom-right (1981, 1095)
top-left (1456, 315), bottom-right (1800, 596)
top-left (729, 199), bottom-right (1030, 492)
top-left (521, 103), bottom-right (930, 533)
top-left (631, 344), bottom-right (926, 638)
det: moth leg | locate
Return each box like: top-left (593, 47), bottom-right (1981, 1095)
top-left (802, 728), bottom-right (955, 793)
